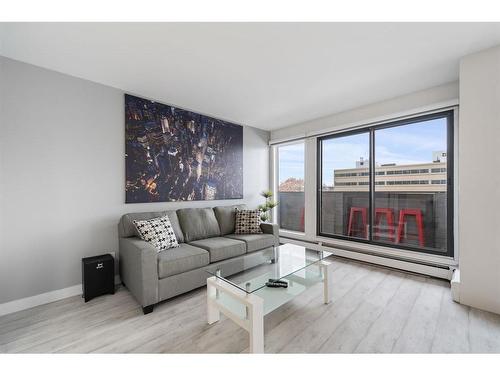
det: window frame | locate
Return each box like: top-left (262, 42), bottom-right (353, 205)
top-left (316, 109), bottom-right (455, 257)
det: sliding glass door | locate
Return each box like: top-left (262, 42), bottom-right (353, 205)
top-left (319, 131), bottom-right (370, 240)
top-left (317, 110), bottom-right (454, 256)
top-left (373, 117), bottom-right (450, 252)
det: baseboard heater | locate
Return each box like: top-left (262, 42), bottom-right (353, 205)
top-left (279, 236), bottom-right (453, 280)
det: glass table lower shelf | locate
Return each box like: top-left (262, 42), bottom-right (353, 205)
top-left (206, 243), bottom-right (335, 353)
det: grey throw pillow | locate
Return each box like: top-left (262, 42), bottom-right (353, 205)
top-left (234, 209), bottom-right (263, 234)
top-left (133, 215), bottom-right (179, 252)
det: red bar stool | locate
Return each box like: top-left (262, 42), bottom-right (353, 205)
top-left (396, 209), bottom-right (425, 247)
top-left (347, 207), bottom-right (368, 238)
top-left (374, 208), bottom-right (395, 242)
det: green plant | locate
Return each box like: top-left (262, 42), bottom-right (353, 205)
top-left (259, 190), bottom-right (279, 222)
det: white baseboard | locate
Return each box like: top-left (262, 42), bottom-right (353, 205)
top-left (0, 275), bottom-right (122, 317)
top-left (280, 237), bottom-right (453, 280)
top-left (0, 284), bottom-right (83, 317)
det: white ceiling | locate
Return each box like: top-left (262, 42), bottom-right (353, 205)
top-left (2, 23), bottom-right (500, 131)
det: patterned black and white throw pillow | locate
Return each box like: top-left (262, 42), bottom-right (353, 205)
top-left (234, 209), bottom-right (263, 234)
top-left (133, 215), bottom-right (179, 252)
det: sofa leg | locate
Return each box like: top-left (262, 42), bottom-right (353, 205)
top-left (142, 305), bottom-right (154, 314)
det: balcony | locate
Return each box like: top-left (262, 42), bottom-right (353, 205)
top-left (279, 191), bottom-right (448, 253)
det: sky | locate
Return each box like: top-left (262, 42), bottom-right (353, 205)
top-left (278, 118), bottom-right (447, 186)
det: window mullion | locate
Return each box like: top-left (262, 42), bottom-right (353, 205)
top-left (369, 128), bottom-right (375, 242)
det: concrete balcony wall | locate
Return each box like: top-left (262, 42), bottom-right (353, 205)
top-left (278, 192), bottom-right (305, 232)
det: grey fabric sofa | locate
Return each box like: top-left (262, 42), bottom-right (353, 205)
top-left (118, 204), bottom-right (279, 314)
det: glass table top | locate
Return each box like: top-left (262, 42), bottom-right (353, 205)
top-left (206, 243), bottom-right (333, 294)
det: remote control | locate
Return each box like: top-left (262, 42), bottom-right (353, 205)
top-left (265, 281), bottom-right (288, 288)
top-left (268, 278), bottom-right (288, 287)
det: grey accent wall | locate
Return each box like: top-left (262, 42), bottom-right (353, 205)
top-left (0, 57), bottom-right (269, 304)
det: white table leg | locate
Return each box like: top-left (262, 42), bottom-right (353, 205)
top-left (207, 278), bottom-right (220, 324)
top-left (206, 276), bottom-right (265, 353)
top-left (248, 296), bottom-right (264, 353)
top-left (320, 260), bottom-right (334, 304)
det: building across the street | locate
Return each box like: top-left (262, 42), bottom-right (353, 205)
top-left (332, 152), bottom-right (447, 193)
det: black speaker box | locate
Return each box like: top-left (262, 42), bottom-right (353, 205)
top-left (82, 254), bottom-right (115, 302)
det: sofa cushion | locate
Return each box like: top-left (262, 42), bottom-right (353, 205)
top-left (119, 210), bottom-right (184, 243)
top-left (189, 237), bottom-right (246, 263)
top-left (225, 233), bottom-right (276, 253)
top-left (157, 243), bottom-right (210, 279)
top-left (213, 204), bottom-right (247, 235)
top-left (177, 208), bottom-right (221, 242)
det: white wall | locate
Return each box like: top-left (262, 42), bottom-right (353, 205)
top-left (270, 81), bottom-right (459, 142)
top-left (0, 57), bottom-right (270, 304)
top-left (458, 46), bottom-right (500, 315)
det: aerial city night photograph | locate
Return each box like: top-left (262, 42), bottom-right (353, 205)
top-left (125, 94), bottom-right (243, 203)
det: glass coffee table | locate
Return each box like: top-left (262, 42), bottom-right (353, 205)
top-left (206, 243), bottom-right (335, 353)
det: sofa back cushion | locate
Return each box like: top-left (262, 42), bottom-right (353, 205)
top-left (177, 208), bottom-right (221, 242)
top-left (118, 210), bottom-right (184, 243)
top-left (213, 204), bottom-right (247, 235)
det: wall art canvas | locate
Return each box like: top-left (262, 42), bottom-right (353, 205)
top-left (125, 94), bottom-right (243, 203)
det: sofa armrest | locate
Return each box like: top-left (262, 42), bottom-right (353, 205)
top-left (119, 237), bottom-right (158, 307)
top-left (260, 222), bottom-right (280, 246)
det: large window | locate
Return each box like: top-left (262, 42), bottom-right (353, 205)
top-left (277, 141), bottom-right (305, 232)
top-left (318, 110), bottom-right (454, 256)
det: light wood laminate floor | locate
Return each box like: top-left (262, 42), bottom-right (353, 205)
top-left (1, 257), bottom-right (500, 353)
